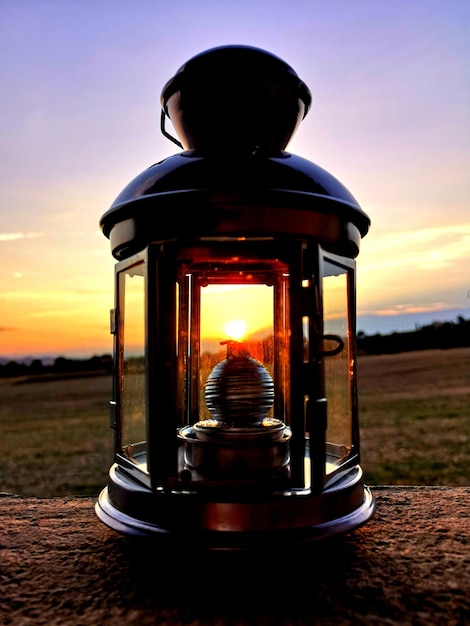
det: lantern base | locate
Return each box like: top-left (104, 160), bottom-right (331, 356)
top-left (178, 420), bottom-right (291, 480)
top-left (95, 463), bottom-right (375, 549)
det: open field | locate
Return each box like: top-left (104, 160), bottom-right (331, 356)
top-left (0, 347), bottom-right (468, 496)
top-left (0, 374), bottom-right (114, 497)
top-left (358, 346), bottom-right (470, 486)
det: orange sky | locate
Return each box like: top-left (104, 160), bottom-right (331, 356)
top-left (200, 285), bottom-right (273, 344)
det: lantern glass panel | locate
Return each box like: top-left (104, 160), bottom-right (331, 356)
top-left (174, 243), bottom-right (292, 484)
top-left (119, 263), bottom-right (147, 472)
top-left (199, 283), bottom-right (275, 420)
top-left (322, 258), bottom-right (355, 475)
top-left (174, 244), bottom-right (291, 423)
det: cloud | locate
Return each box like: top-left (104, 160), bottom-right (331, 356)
top-left (360, 224), bottom-right (470, 271)
top-left (372, 302), bottom-right (457, 316)
top-left (0, 232), bottom-right (44, 242)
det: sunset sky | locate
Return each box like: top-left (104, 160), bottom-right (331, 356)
top-left (1, 0), bottom-right (469, 359)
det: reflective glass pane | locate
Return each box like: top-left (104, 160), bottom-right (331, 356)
top-left (199, 282), bottom-right (274, 421)
top-left (120, 265), bottom-right (147, 472)
top-left (322, 260), bottom-right (353, 474)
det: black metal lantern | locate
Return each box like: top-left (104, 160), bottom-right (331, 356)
top-left (95, 45), bottom-right (375, 548)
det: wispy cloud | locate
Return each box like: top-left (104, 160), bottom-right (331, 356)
top-left (0, 289), bottom-right (109, 302)
top-left (0, 232), bottom-right (44, 242)
top-left (361, 224), bottom-right (470, 271)
top-left (372, 302), bottom-right (458, 316)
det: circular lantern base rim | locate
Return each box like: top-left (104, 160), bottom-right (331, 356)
top-left (95, 466), bottom-right (376, 550)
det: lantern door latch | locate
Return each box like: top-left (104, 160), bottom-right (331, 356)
top-left (109, 308), bottom-right (117, 335)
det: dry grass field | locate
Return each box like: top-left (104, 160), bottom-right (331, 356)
top-left (0, 347), bottom-right (468, 496)
top-left (0, 374), bottom-right (114, 497)
top-left (357, 346), bottom-right (470, 486)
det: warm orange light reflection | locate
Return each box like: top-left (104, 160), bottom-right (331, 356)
top-left (200, 284), bottom-right (273, 353)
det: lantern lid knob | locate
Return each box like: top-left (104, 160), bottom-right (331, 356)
top-left (160, 45), bottom-right (312, 152)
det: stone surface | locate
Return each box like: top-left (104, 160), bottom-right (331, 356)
top-left (1, 487), bottom-right (469, 625)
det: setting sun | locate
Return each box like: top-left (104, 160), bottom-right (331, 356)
top-left (223, 319), bottom-right (248, 341)
top-left (200, 284), bottom-right (273, 346)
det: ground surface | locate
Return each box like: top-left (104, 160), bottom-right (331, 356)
top-left (1, 486), bottom-right (469, 625)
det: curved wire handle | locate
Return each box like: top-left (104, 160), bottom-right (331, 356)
top-left (318, 334), bottom-right (345, 357)
top-left (160, 110), bottom-right (183, 149)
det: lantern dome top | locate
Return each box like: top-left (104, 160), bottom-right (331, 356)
top-left (100, 151), bottom-right (370, 260)
top-left (100, 45), bottom-right (370, 261)
top-left (160, 45), bottom-right (312, 152)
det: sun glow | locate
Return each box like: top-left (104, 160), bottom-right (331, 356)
top-left (223, 319), bottom-right (248, 341)
top-left (200, 284), bottom-right (273, 339)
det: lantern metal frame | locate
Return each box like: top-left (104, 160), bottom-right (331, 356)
top-left (95, 45), bottom-right (375, 549)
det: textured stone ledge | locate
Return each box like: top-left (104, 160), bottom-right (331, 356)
top-left (1, 486), bottom-right (469, 625)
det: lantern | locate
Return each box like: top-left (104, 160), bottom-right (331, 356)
top-left (95, 45), bottom-right (375, 548)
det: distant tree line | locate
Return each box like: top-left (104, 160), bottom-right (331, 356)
top-left (0, 317), bottom-right (468, 378)
top-left (357, 316), bottom-right (470, 355)
top-left (0, 354), bottom-right (112, 379)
